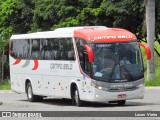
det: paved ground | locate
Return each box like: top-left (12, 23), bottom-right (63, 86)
top-left (0, 88), bottom-right (160, 120)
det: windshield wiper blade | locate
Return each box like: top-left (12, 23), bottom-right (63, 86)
top-left (121, 65), bottom-right (134, 81)
top-left (109, 62), bottom-right (117, 80)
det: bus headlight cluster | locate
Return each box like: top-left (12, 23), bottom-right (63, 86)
top-left (91, 83), bottom-right (109, 91)
top-left (137, 83), bottom-right (144, 88)
top-left (97, 86), bottom-right (104, 90)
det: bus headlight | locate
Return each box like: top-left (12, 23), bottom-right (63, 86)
top-left (137, 83), bottom-right (144, 88)
top-left (97, 86), bottom-right (104, 90)
top-left (91, 83), bottom-right (109, 91)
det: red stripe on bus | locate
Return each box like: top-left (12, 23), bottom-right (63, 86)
top-left (13, 59), bottom-right (21, 65)
top-left (32, 60), bottom-right (39, 70)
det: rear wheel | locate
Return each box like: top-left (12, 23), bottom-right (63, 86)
top-left (26, 82), bottom-right (43, 102)
top-left (72, 87), bottom-right (83, 107)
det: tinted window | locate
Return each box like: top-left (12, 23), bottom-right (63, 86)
top-left (10, 40), bottom-right (18, 58)
top-left (10, 39), bottom-right (30, 59)
top-left (22, 40), bottom-right (30, 59)
top-left (31, 39), bottom-right (40, 59)
top-left (75, 38), bottom-right (91, 75)
top-left (41, 38), bottom-right (75, 60)
top-left (10, 38), bottom-right (75, 61)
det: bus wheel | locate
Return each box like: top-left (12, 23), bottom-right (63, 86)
top-left (117, 100), bottom-right (126, 106)
top-left (72, 87), bottom-right (83, 107)
top-left (26, 82), bottom-right (43, 102)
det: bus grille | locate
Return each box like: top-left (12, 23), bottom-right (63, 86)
top-left (107, 86), bottom-right (138, 92)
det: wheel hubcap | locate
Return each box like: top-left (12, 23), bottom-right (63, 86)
top-left (75, 90), bottom-right (78, 104)
top-left (28, 86), bottom-right (32, 99)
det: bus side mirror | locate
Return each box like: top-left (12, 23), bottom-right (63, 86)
top-left (139, 43), bottom-right (151, 60)
top-left (84, 44), bottom-right (94, 63)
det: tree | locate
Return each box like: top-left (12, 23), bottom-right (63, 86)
top-left (103, 0), bottom-right (145, 38)
top-left (145, 0), bottom-right (155, 80)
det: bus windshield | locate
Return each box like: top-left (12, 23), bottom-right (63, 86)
top-left (90, 41), bottom-right (144, 82)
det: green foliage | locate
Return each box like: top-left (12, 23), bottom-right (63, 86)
top-left (0, 0), bottom-right (18, 34)
top-left (52, 17), bottom-right (79, 29)
top-left (104, 0), bottom-right (145, 39)
top-left (145, 80), bottom-right (160, 86)
top-left (0, 79), bottom-right (11, 90)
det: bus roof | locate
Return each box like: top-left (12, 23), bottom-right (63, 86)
top-left (10, 26), bottom-right (137, 43)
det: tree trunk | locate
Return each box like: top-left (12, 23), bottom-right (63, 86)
top-left (146, 0), bottom-right (155, 80)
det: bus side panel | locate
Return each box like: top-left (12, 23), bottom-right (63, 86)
top-left (10, 73), bottom-right (28, 93)
top-left (41, 61), bottom-right (78, 98)
top-left (16, 74), bottom-right (26, 93)
top-left (76, 77), bottom-right (93, 102)
top-left (29, 74), bottom-right (43, 95)
top-left (42, 75), bottom-right (76, 99)
top-left (42, 75), bottom-right (57, 97)
top-left (10, 57), bottom-right (25, 93)
top-left (51, 76), bottom-right (69, 98)
top-left (10, 73), bottom-right (19, 93)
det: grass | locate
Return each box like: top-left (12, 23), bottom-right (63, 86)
top-left (145, 79), bottom-right (160, 86)
top-left (0, 79), bottom-right (11, 90)
top-left (145, 57), bottom-right (160, 86)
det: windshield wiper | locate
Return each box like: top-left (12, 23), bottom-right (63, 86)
top-left (121, 65), bottom-right (134, 81)
top-left (109, 62), bottom-right (117, 80)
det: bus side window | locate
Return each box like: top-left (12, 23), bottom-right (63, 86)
top-left (41, 38), bottom-right (75, 61)
top-left (42, 39), bottom-right (52, 60)
top-left (10, 41), bottom-right (16, 58)
top-left (54, 39), bottom-right (61, 60)
top-left (17, 40), bottom-right (23, 59)
top-left (76, 38), bottom-right (91, 76)
top-left (31, 39), bottom-right (40, 60)
top-left (84, 51), bottom-right (92, 76)
top-left (10, 40), bottom-right (30, 59)
top-left (68, 50), bottom-right (75, 60)
top-left (77, 45), bottom-right (85, 70)
top-left (22, 40), bottom-right (30, 59)
top-left (10, 41), bottom-right (13, 52)
top-left (63, 38), bottom-right (75, 60)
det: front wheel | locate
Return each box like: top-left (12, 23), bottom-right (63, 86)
top-left (72, 87), bottom-right (83, 107)
top-left (26, 82), bottom-right (43, 102)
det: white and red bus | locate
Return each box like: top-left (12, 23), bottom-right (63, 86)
top-left (9, 26), bottom-right (151, 106)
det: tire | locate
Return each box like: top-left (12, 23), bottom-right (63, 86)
top-left (26, 82), bottom-right (43, 102)
top-left (72, 87), bottom-right (83, 107)
top-left (117, 100), bottom-right (126, 106)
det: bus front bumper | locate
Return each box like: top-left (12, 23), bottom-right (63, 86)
top-left (91, 86), bottom-right (144, 103)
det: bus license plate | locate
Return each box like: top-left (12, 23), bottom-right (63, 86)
top-left (118, 94), bottom-right (127, 98)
